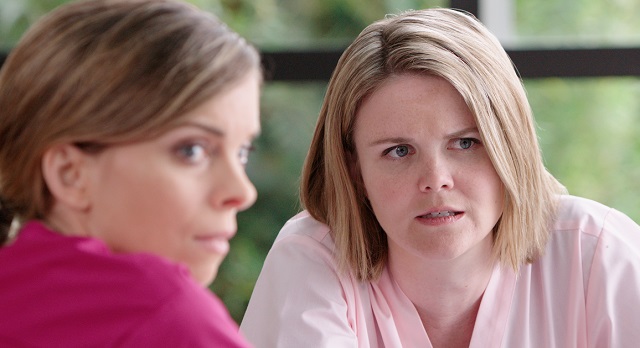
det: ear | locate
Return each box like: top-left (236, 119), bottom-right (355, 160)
top-left (41, 144), bottom-right (92, 211)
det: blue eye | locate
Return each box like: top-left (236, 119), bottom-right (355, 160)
top-left (176, 143), bottom-right (208, 163)
top-left (456, 138), bottom-right (480, 150)
top-left (385, 145), bottom-right (411, 158)
top-left (238, 144), bottom-right (255, 166)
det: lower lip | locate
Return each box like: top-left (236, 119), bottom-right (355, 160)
top-left (196, 237), bottom-right (230, 255)
top-left (415, 213), bottom-right (463, 226)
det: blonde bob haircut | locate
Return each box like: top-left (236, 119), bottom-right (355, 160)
top-left (0, 0), bottom-right (260, 244)
top-left (301, 8), bottom-right (566, 281)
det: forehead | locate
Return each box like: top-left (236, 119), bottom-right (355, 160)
top-left (354, 73), bottom-right (475, 134)
top-left (179, 72), bottom-right (261, 137)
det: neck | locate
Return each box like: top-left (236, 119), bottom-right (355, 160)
top-left (420, 295), bottom-right (483, 348)
top-left (44, 203), bottom-right (91, 238)
top-left (388, 236), bottom-right (494, 348)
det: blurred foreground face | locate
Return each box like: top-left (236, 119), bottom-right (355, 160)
top-left (353, 73), bottom-right (504, 265)
top-left (82, 71), bottom-right (261, 286)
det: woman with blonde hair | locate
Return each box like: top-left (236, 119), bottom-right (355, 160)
top-left (0, 0), bottom-right (261, 346)
top-left (241, 8), bottom-right (640, 347)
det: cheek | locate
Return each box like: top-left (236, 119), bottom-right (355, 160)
top-left (133, 178), bottom-right (202, 225)
top-left (99, 180), bottom-right (198, 253)
top-left (96, 167), bottom-right (196, 230)
top-left (468, 165), bottom-right (505, 220)
top-left (360, 157), bottom-right (408, 189)
top-left (360, 169), bottom-right (405, 214)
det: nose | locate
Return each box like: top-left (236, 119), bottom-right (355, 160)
top-left (213, 158), bottom-right (257, 211)
top-left (418, 155), bottom-right (454, 192)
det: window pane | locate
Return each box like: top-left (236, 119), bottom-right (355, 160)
top-left (514, 0), bottom-right (640, 47)
top-left (526, 77), bottom-right (640, 222)
top-left (212, 81), bottom-right (327, 321)
top-left (205, 0), bottom-right (448, 50)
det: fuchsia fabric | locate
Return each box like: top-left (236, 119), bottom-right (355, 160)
top-left (0, 221), bottom-right (250, 347)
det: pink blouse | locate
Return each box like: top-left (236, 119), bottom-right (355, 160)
top-left (241, 195), bottom-right (640, 347)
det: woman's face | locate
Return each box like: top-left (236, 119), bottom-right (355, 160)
top-left (352, 73), bottom-right (503, 265)
top-left (82, 71), bottom-right (260, 286)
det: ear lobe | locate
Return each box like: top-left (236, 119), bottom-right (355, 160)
top-left (42, 144), bottom-right (92, 211)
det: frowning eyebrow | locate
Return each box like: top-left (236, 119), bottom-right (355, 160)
top-left (447, 126), bottom-right (479, 138)
top-left (366, 126), bottom-right (479, 147)
top-left (367, 137), bottom-right (412, 147)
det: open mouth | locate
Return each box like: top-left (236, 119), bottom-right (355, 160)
top-left (418, 211), bottom-right (462, 218)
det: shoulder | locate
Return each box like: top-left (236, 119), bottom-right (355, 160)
top-left (2, 221), bottom-right (192, 299)
top-left (251, 210), bottom-right (357, 304)
top-left (241, 212), bottom-right (361, 347)
top-left (545, 195), bottom-right (640, 283)
top-left (552, 194), bottom-right (640, 242)
top-left (88, 243), bottom-right (249, 346)
top-left (268, 211), bottom-right (337, 263)
top-left (550, 198), bottom-right (640, 344)
top-left (553, 195), bottom-right (612, 233)
top-left (125, 281), bottom-right (249, 347)
top-left (275, 211), bottom-right (334, 245)
top-left (107, 255), bottom-right (249, 346)
top-left (246, 211), bottom-right (354, 301)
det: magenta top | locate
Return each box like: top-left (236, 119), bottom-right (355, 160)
top-left (0, 221), bottom-right (251, 347)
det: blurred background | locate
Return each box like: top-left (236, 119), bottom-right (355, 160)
top-left (1, 0), bottom-right (639, 323)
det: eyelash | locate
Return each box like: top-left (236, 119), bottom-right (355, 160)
top-left (452, 137), bottom-right (481, 150)
top-left (382, 145), bottom-right (413, 159)
top-left (381, 137), bottom-right (481, 159)
top-left (238, 144), bottom-right (255, 166)
top-left (175, 141), bottom-right (212, 164)
top-left (174, 141), bottom-right (255, 166)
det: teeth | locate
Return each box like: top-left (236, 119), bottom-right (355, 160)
top-left (423, 211), bottom-right (455, 218)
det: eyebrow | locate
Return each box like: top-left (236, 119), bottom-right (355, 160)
top-left (181, 121), bottom-right (225, 137)
top-left (447, 126), bottom-right (480, 138)
top-left (367, 126), bottom-right (479, 147)
top-left (179, 121), bottom-right (261, 140)
top-left (368, 137), bottom-right (411, 147)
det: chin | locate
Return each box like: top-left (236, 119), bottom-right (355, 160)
top-left (414, 240), bottom-right (471, 262)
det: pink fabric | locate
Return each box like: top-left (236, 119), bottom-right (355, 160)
top-left (0, 221), bottom-right (250, 347)
top-left (241, 195), bottom-right (640, 347)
